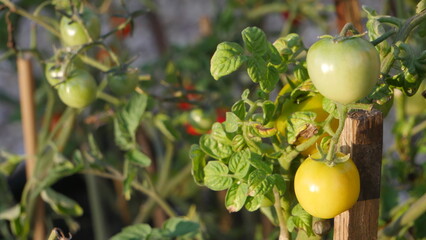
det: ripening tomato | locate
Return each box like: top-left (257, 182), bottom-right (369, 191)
top-left (307, 36), bottom-right (380, 104)
top-left (275, 85), bottom-right (338, 156)
top-left (57, 69), bottom-right (97, 108)
top-left (60, 9), bottom-right (101, 46)
top-left (111, 16), bottom-right (132, 39)
top-left (294, 152), bottom-right (360, 219)
top-left (107, 68), bottom-right (139, 96)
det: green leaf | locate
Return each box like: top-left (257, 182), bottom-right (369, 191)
top-left (110, 224), bottom-right (152, 240)
top-left (161, 217), bottom-right (200, 237)
top-left (417, 0), bottom-right (426, 13)
top-left (248, 170), bottom-right (274, 197)
top-left (0, 205), bottom-right (20, 220)
top-left (123, 160), bottom-right (137, 200)
top-left (225, 182), bottom-right (249, 212)
top-left (200, 134), bottom-right (233, 160)
top-left (322, 97), bottom-right (338, 119)
top-left (204, 161), bottom-right (233, 191)
top-left (271, 174), bottom-right (286, 195)
top-left (231, 100), bottom-right (247, 120)
top-left (224, 112), bottom-right (241, 132)
top-left (266, 42), bottom-right (282, 66)
top-left (247, 56), bottom-right (267, 83)
top-left (154, 113), bottom-right (179, 141)
top-left (260, 205), bottom-right (279, 226)
top-left (245, 195), bottom-right (263, 212)
top-left (125, 149), bottom-right (151, 167)
top-left (189, 145), bottom-right (206, 185)
top-left (211, 123), bottom-right (233, 145)
top-left (241, 27), bottom-right (268, 56)
top-left (247, 152), bottom-right (272, 174)
top-left (287, 204), bottom-right (314, 236)
top-left (286, 111), bottom-right (317, 144)
top-left (210, 42), bottom-right (246, 80)
top-left (262, 100), bottom-right (275, 124)
top-left (241, 89), bottom-right (250, 100)
top-left (231, 134), bottom-right (246, 152)
top-left (228, 149), bottom-right (251, 178)
top-left (0, 151), bottom-right (23, 176)
top-left (41, 188), bottom-right (83, 217)
top-left (259, 65), bottom-right (279, 93)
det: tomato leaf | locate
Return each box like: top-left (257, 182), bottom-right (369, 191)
top-left (224, 112), bottom-right (241, 132)
top-left (231, 134), bottom-right (246, 152)
top-left (110, 223), bottom-right (152, 240)
top-left (123, 160), bottom-right (137, 200)
top-left (204, 161), bottom-right (233, 191)
top-left (417, 0), bottom-right (426, 13)
top-left (247, 56), bottom-right (267, 83)
top-left (228, 149), bottom-right (251, 178)
top-left (154, 113), bottom-right (179, 142)
top-left (287, 204), bottom-right (314, 236)
top-left (266, 42), bottom-right (282, 66)
top-left (322, 97), bottom-right (339, 119)
top-left (242, 27), bottom-right (268, 56)
top-left (225, 182), bottom-right (249, 212)
top-left (189, 145), bottom-right (206, 185)
top-left (247, 152), bottom-right (272, 173)
top-left (161, 217), bottom-right (200, 237)
top-left (41, 188), bottom-right (83, 217)
top-left (210, 42), bottom-right (247, 80)
top-left (262, 100), bottom-right (275, 124)
top-left (245, 195), bottom-right (263, 212)
top-left (125, 148), bottom-right (151, 167)
top-left (259, 65), bottom-right (279, 93)
top-left (211, 123), bottom-right (233, 145)
top-left (248, 170), bottom-right (274, 197)
top-left (200, 134), bottom-right (233, 160)
top-left (287, 111), bottom-right (317, 144)
top-left (271, 174), bottom-right (287, 195)
top-left (231, 100), bottom-right (247, 120)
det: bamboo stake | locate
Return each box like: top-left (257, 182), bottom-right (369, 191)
top-left (334, 109), bottom-right (383, 240)
top-left (17, 56), bottom-right (45, 240)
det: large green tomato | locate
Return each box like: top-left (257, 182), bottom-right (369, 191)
top-left (57, 69), bottom-right (97, 108)
top-left (60, 9), bottom-right (100, 46)
top-left (307, 37), bottom-right (380, 104)
top-left (107, 68), bottom-right (139, 96)
top-left (294, 152), bottom-right (360, 219)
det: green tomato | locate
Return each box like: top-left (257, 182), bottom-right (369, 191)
top-left (405, 80), bottom-right (426, 116)
top-left (107, 68), bottom-right (139, 96)
top-left (294, 152), bottom-right (360, 219)
top-left (57, 69), bottom-right (97, 108)
top-left (188, 108), bottom-right (216, 132)
top-left (307, 36), bottom-right (380, 104)
top-left (60, 9), bottom-right (100, 46)
top-left (45, 62), bottom-right (65, 88)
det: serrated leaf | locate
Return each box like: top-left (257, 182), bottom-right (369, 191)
top-left (210, 42), bottom-right (246, 80)
top-left (242, 27), bottom-right (268, 56)
top-left (190, 145), bottom-right (206, 185)
top-left (204, 161), bottom-right (233, 191)
top-left (161, 217), bottom-right (199, 237)
top-left (245, 195), bottom-right (263, 212)
top-left (200, 135), bottom-right (232, 160)
top-left (288, 204), bottom-right (314, 236)
top-left (259, 65), bottom-right (279, 93)
top-left (110, 224), bottom-right (152, 240)
top-left (262, 100), bottom-right (275, 124)
top-left (247, 57), bottom-right (267, 83)
top-left (248, 170), bottom-right (273, 197)
top-left (266, 42), bottom-right (282, 65)
top-left (286, 111), bottom-right (317, 144)
top-left (225, 182), bottom-right (249, 212)
top-left (224, 112), bottom-right (241, 132)
top-left (271, 174), bottom-right (286, 195)
top-left (231, 134), bottom-right (246, 152)
top-left (125, 148), bottom-right (151, 167)
top-left (211, 123), bottom-right (232, 145)
top-left (247, 152), bottom-right (272, 173)
top-left (229, 149), bottom-right (251, 178)
top-left (41, 188), bottom-right (83, 217)
top-left (322, 97), bottom-right (338, 118)
top-left (231, 100), bottom-right (246, 120)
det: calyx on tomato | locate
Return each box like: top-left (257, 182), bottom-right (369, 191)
top-left (294, 151), bottom-right (360, 219)
top-left (60, 8), bottom-right (101, 46)
top-left (306, 35), bottom-right (380, 105)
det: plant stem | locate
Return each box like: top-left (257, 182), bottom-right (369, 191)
top-left (412, 119), bottom-right (426, 135)
top-left (273, 187), bottom-right (289, 240)
top-left (155, 140), bottom-right (174, 190)
top-left (97, 91), bottom-right (121, 106)
top-left (325, 103), bottom-right (348, 164)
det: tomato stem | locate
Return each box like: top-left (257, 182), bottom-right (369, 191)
top-left (325, 103), bottom-right (348, 165)
top-left (273, 187), bottom-right (290, 240)
top-left (339, 23), bottom-right (360, 37)
top-left (97, 91), bottom-right (121, 106)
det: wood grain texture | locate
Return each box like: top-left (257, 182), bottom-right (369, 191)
top-left (334, 109), bottom-right (383, 240)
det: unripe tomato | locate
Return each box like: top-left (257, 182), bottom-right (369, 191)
top-left (188, 108), bottom-right (216, 132)
top-left (275, 85), bottom-right (338, 156)
top-left (294, 152), bottom-right (360, 219)
top-left (107, 68), bottom-right (139, 96)
top-left (45, 62), bottom-right (66, 88)
top-left (60, 9), bottom-right (100, 46)
top-left (404, 80), bottom-right (426, 116)
top-left (57, 69), bottom-right (97, 108)
top-left (307, 36), bottom-right (380, 104)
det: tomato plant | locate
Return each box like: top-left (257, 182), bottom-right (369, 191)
top-left (306, 35), bottom-right (380, 104)
top-left (59, 9), bottom-right (101, 46)
top-left (57, 69), bottom-right (97, 108)
top-left (294, 152), bottom-right (360, 219)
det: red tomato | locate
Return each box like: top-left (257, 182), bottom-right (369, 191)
top-left (111, 16), bottom-right (132, 39)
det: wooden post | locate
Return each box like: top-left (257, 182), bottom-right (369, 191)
top-left (334, 109), bottom-right (383, 239)
top-left (334, 0), bottom-right (363, 32)
top-left (17, 56), bottom-right (45, 240)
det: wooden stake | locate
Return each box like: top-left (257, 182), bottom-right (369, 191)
top-left (17, 56), bottom-right (45, 240)
top-left (334, 0), bottom-right (363, 32)
top-left (334, 109), bottom-right (383, 240)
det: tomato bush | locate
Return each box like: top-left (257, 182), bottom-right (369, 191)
top-left (306, 36), bottom-right (380, 104)
top-left (294, 152), bottom-right (360, 219)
